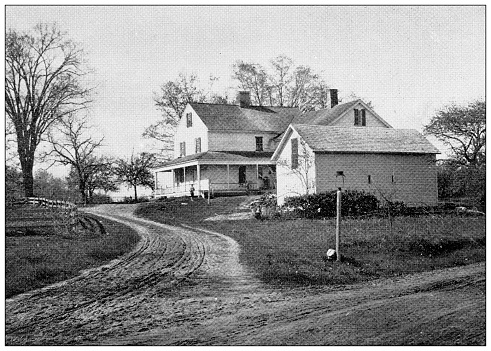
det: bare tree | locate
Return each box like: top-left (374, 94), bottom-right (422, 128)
top-left (47, 114), bottom-right (104, 204)
top-left (115, 152), bottom-right (156, 202)
top-left (86, 156), bottom-right (118, 199)
top-left (144, 73), bottom-right (229, 158)
top-left (233, 61), bottom-right (270, 106)
top-left (6, 23), bottom-right (92, 197)
top-left (270, 55), bottom-right (293, 107)
top-left (233, 56), bottom-right (331, 111)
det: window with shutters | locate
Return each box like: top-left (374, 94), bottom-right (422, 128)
top-left (195, 137), bottom-right (201, 153)
top-left (186, 112), bottom-right (192, 127)
top-left (255, 136), bottom-right (263, 151)
top-left (367, 175), bottom-right (372, 184)
top-left (180, 142), bottom-right (186, 157)
top-left (291, 138), bottom-right (298, 169)
top-left (354, 109), bottom-right (367, 126)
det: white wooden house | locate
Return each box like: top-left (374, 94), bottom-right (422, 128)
top-left (153, 89), bottom-right (440, 204)
top-left (152, 92), bottom-right (300, 197)
top-left (272, 124), bottom-right (440, 206)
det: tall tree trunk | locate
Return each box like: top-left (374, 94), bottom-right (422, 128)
top-left (79, 180), bottom-right (87, 205)
top-left (18, 148), bottom-right (35, 198)
top-left (134, 184), bottom-right (138, 202)
top-left (21, 164), bottom-right (34, 198)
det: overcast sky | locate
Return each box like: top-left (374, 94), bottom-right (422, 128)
top-left (6, 5), bottom-right (485, 178)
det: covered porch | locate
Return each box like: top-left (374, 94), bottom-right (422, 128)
top-left (153, 152), bottom-right (276, 198)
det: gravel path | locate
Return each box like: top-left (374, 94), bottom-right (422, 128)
top-left (5, 204), bottom-right (485, 345)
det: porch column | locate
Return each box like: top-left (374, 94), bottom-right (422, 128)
top-left (154, 171), bottom-right (158, 192)
top-left (171, 169), bottom-right (175, 191)
top-left (197, 164), bottom-right (201, 193)
top-left (227, 164), bottom-right (230, 189)
top-left (184, 166), bottom-right (187, 192)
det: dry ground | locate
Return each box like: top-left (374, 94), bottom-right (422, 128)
top-left (5, 204), bottom-right (485, 345)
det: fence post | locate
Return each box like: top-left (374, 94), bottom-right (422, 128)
top-left (336, 188), bottom-right (342, 262)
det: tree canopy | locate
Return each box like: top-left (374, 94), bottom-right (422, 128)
top-left (233, 55), bottom-right (331, 111)
top-left (115, 152), bottom-right (156, 202)
top-left (47, 114), bottom-right (105, 204)
top-left (424, 100), bottom-right (485, 166)
top-left (6, 23), bottom-right (92, 197)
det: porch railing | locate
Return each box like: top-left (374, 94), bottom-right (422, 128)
top-left (154, 179), bottom-right (272, 197)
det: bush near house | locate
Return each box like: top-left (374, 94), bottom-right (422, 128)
top-left (284, 190), bottom-right (380, 219)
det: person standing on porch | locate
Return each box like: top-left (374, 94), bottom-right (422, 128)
top-left (190, 184), bottom-right (195, 200)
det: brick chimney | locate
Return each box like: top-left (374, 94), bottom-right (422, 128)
top-left (237, 91), bottom-right (251, 108)
top-left (327, 89), bottom-right (338, 108)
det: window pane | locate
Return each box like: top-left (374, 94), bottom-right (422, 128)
top-left (291, 138), bottom-right (298, 169)
top-left (255, 136), bottom-right (263, 151)
top-left (186, 113), bottom-right (192, 127)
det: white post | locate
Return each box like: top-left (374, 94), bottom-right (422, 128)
top-left (184, 166), bottom-right (187, 193)
top-left (336, 188), bottom-right (342, 262)
top-left (171, 169), bottom-right (175, 193)
top-left (208, 180), bottom-right (211, 205)
top-left (227, 164), bottom-right (230, 189)
top-left (197, 164), bottom-right (201, 195)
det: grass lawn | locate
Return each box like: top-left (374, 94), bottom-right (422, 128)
top-left (5, 214), bottom-right (140, 298)
top-left (136, 196), bottom-right (486, 287)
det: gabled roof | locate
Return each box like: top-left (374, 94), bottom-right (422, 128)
top-left (273, 124), bottom-right (440, 159)
top-left (292, 100), bottom-right (360, 125)
top-left (292, 99), bottom-right (392, 127)
top-left (189, 103), bottom-right (300, 132)
top-left (190, 99), bottom-right (391, 133)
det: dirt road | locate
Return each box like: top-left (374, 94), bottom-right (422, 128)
top-left (5, 204), bottom-right (485, 345)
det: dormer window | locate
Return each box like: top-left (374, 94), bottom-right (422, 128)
top-left (255, 136), bottom-right (263, 151)
top-left (354, 109), bottom-right (366, 126)
top-left (186, 112), bottom-right (192, 127)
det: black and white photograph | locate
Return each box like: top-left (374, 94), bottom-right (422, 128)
top-left (5, 4), bottom-right (485, 346)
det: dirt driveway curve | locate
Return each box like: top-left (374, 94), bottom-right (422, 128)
top-left (5, 204), bottom-right (485, 345)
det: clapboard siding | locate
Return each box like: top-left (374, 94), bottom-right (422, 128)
top-left (208, 131), bottom-right (279, 152)
top-left (315, 153), bottom-right (438, 206)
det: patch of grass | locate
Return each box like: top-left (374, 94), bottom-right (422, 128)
top-left (5, 215), bottom-right (140, 298)
top-left (136, 197), bottom-right (486, 287)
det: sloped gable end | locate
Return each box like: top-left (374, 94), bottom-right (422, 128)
top-left (271, 125), bottom-right (295, 161)
top-left (329, 100), bottom-right (392, 128)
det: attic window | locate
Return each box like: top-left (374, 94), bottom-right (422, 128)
top-left (255, 136), bottom-right (263, 151)
top-left (186, 112), bottom-right (192, 127)
top-left (354, 109), bottom-right (367, 126)
top-left (195, 137), bottom-right (201, 153)
top-left (291, 138), bottom-right (299, 169)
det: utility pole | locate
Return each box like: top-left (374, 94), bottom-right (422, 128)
top-left (336, 187), bottom-right (342, 262)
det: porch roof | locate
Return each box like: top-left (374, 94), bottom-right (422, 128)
top-left (153, 151), bottom-right (274, 171)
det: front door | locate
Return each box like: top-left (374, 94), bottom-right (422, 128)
top-left (239, 166), bottom-right (246, 184)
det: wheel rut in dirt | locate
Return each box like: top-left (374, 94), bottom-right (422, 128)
top-left (5, 204), bottom-right (262, 345)
top-left (5, 204), bottom-right (485, 346)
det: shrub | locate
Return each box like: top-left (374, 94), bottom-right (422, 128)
top-left (380, 200), bottom-right (408, 217)
top-left (250, 193), bottom-right (279, 219)
top-left (284, 190), bottom-right (380, 219)
top-left (89, 194), bottom-right (112, 204)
